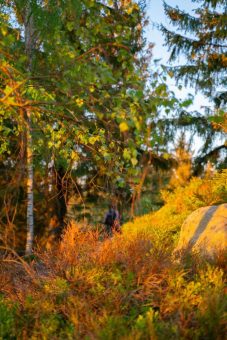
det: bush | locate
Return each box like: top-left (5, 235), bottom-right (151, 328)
top-left (0, 297), bottom-right (17, 339)
top-left (123, 170), bottom-right (227, 249)
top-left (0, 172), bottom-right (226, 338)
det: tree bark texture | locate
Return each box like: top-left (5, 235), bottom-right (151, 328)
top-left (24, 4), bottom-right (35, 255)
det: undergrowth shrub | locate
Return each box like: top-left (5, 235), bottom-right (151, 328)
top-left (162, 170), bottom-right (227, 212)
top-left (1, 225), bottom-right (225, 339)
top-left (123, 170), bottom-right (227, 249)
top-left (0, 296), bottom-right (18, 339)
top-left (0, 171), bottom-right (226, 339)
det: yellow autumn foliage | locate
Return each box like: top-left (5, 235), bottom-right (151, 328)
top-left (123, 170), bottom-right (227, 244)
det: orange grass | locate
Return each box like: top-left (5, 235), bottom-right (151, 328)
top-left (0, 222), bottom-right (226, 339)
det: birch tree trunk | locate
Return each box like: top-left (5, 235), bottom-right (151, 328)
top-left (24, 4), bottom-right (35, 255)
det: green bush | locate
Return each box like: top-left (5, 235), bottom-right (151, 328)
top-left (0, 297), bottom-right (17, 340)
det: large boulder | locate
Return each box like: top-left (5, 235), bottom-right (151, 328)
top-left (174, 203), bottom-right (227, 258)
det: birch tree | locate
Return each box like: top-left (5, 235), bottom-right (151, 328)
top-left (1, 0), bottom-right (195, 249)
top-left (24, 3), bottom-right (36, 255)
top-left (0, 0), bottom-right (152, 248)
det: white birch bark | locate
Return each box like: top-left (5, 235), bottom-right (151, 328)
top-left (24, 3), bottom-right (35, 255)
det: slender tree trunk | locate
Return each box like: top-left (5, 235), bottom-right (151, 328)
top-left (130, 153), bottom-right (152, 218)
top-left (130, 190), bottom-right (136, 218)
top-left (48, 166), bottom-right (67, 233)
top-left (25, 113), bottom-right (34, 254)
top-left (24, 4), bottom-right (35, 255)
top-left (45, 166), bottom-right (68, 248)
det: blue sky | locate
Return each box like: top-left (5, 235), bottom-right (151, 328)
top-left (144, 0), bottom-right (216, 154)
top-left (146, 0), bottom-right (196, 63)
top-left (146, 0), bottom-right (210, 113)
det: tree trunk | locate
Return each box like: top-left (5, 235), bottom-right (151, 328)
top-left (45, 166), bottom-right (68, 248)
top-left (25, 114), bottom-right (34, 255)
top-left (48, 165), bottom-right (67, 234)
top-left (24, 4), bottom-right (35, 255)
top-left (130, 153), bottom-right (152, 218)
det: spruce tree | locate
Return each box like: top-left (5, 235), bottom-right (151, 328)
top-left (161, 0), bottom-right (227, 102)
top-left (160, 0), bottom-right (226, 168)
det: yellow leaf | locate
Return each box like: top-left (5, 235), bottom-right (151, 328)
top-left (126, 7), bottom-right (133, 14)
top-left (75, 98), bottom-right (84, 107)
top-left (1, 27), bottom-right (7, 36)
top-left (119, 121), bottom-right (129, 132)
top-left (131, 158), bottom-right (138, 166)
top-left (71, 151), bottom-right (79, 160)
